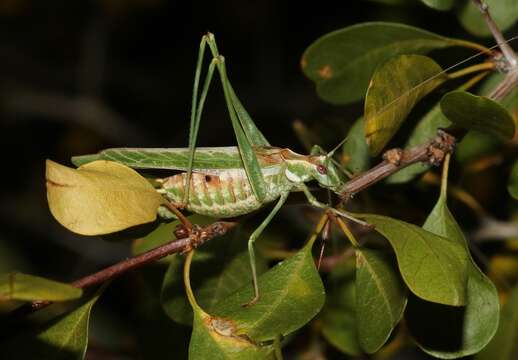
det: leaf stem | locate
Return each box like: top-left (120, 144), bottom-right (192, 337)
top-left (440, 153), bottom-right (451, 199)
top-left (183, 250), bottom-right (200, 310)
top-left (447, 62), bottom-right (495, 79)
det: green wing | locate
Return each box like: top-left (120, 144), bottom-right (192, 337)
top-left (71, 147), bottom-right (245, 170)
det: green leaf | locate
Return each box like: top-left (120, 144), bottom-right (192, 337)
top-left (421, 0), bottom-right (455, 10)
top-left (365, 55), bottom-right (448, 155)
top-left (301, 22), bottom-right (468, 105)
top-left (0, 272), bottom-right (82, 303)
top-left (320, 263), bottom-right (361, 356)
top-left (476, 284), bottom-right (518, 360)
top-left (509, 161), bottom-right (518, 200)
top-left (46, 160), bottom-right (164, 235)
top-left (356, 249), bottom-right (407, 353)
top-left (343, 117), bottom-right (370, 174)
top-left (459, 0), bottom-right (518, 37)
top-left (440, 91), bottom-right (515, 140)
top-left (212, 242), bottom-right (325, 342)
top-left (361, 214), bottom-right (469, 306)
top-left (189, 308), bottom-right (274, 360)
top-left (387, 104), bottom-right (451, 183)
top-left (406, 192), bottom-right (499, 358)
top-left (35, 286), bottom-right (105, 360)
top-left (161, 227), bottom-right (267, 326)
top-left (456, 130), bottom-right (502, 163)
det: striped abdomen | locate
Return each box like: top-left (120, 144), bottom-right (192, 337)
top-left (160, 169), bottom-right (290, 218)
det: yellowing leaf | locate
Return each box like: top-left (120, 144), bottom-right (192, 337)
top-left (46, 160), bottom-right (164, 235)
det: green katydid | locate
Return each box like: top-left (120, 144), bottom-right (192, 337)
top-left (72, 33), bottom-right (364, 305)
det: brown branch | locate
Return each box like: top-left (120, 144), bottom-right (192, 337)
top-left (472, 0), bottom-right (518, 102)
top-left (13, 221), bottom-right (236, 317)
top-left (340, 129), bottom-right (456, 199)
top-left (472, 0), bottom-right (518, 68)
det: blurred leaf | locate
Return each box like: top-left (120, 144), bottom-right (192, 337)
top-left (343, 117), bottom-right (371, 174)
top-left (46, 160), bottom-right (163, 236)
top-left (441, 91), bottom-right (515, 139)
top-left (161, 227), bottom-right (267, 326)
top-left (0, 272), bottom-right (82, 303)
top-left (356, 249), bottom-right (407, 353)
top-left (212, 241), bottom-right (325, 342)
top-left (421, 0), bottom-right (455, 10)
top-left (301, 22), bottom-right (467, 105)
top-left (406, 190), bottom-right (499, 358)
top-left (365, 55), bottom-right (448, 155)
top-left (189, 307), bottom-right (274, 359)
top-left (387, 103), bottom-right (451, 183)
top-left (361, 214), bottom-right (469, 306)
top-left (509, 161), bottom-right (518, 200)
top-left (476, 284), bottom-right (518, 360)
top-left (320, 263), bottom-right (361, 355)
top-left (459, 0), bottom-right (518, 37)
top-left (456, 130), bottom-right (502, 163)
top-left (34, 285), bottom-right (105, 360)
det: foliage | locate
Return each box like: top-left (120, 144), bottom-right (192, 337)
top-left (4, 1), bottom-right (518, 359)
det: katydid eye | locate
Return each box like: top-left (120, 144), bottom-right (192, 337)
top-left (317, 165), bottom-right (327, 175)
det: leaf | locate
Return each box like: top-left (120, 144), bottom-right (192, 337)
top-left (476, 285), bottom-right (518, 360)
top-left (406, 192), bottom-right (499, 358)
top-left (455, 130), bottom-right (502, 164)
top-left (301, 22), bottom-right (468, 105)
top-left (509, 161), bottom-right (518, 200)
top-left (0, 272), bottom-right (82, 303)
top-left (343, 117), bottom-right (370, 174)
top-left (356, 249), bottom-right (407, 353)
top-left (459, 0), bottom-right (518, 37)
top-left (365, 55), bottom-right (448, 155)
top-left (212, 242), bottom-right (325, 342)
top-left (361, 214), bottom-right (469, 306)
top-left (387, 103), bottom-right (451, 183)
top-left (189, 308), bottom-right (274, 360)
top-left (420, 0), bottom-right (455, 10)
top-left (440, 91), bottom-right (515, 140)
top-left (34, 285), bottom-right (106, 360)
top-left (46, 160), bottom-right (164, 235)
top-left (320, 263), bottom-right (361, 356)
top-left (161, 227), bottom-right (267, 326)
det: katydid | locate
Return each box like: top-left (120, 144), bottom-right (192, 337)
top-left (72, 33), bottom-right (362, 306)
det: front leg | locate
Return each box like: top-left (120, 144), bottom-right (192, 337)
top-left (300, 184), bottom-right (369, 227)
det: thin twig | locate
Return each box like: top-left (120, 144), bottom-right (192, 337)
top-left (472, 0), bottom-right (518, 67)
top-left (472, 0), bottom-right (518, 101)
top-left (340, 129), bottom-right (456, 199)
top-left (13, 221), bottom-right (236, 317)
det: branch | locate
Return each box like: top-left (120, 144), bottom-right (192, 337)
top-left (340, 129), bottom-right (456, 199)
top-left (472, 0), bottom-right (518, 101)
top-left (13, 221), bottom-right (236, 316)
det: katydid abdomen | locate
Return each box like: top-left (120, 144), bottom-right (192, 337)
top-left (159, 168), bottom-right (292, 218)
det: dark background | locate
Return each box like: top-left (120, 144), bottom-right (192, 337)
top-left (0, 1), bottom-right (515, 359)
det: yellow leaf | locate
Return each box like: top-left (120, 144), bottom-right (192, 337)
top-left (46, 160), bottom-right (164, 235)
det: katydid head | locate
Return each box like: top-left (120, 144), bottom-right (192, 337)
top-left (309, 155), bottom-right (344, 192)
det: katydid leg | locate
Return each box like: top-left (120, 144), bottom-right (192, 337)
top-left (300, 184), bottom-right (369, 227)
top-left (245, 192), bottom-right (289, 307)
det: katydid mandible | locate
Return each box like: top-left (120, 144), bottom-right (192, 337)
top-left (72, 33), bottom-right (363, 306)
